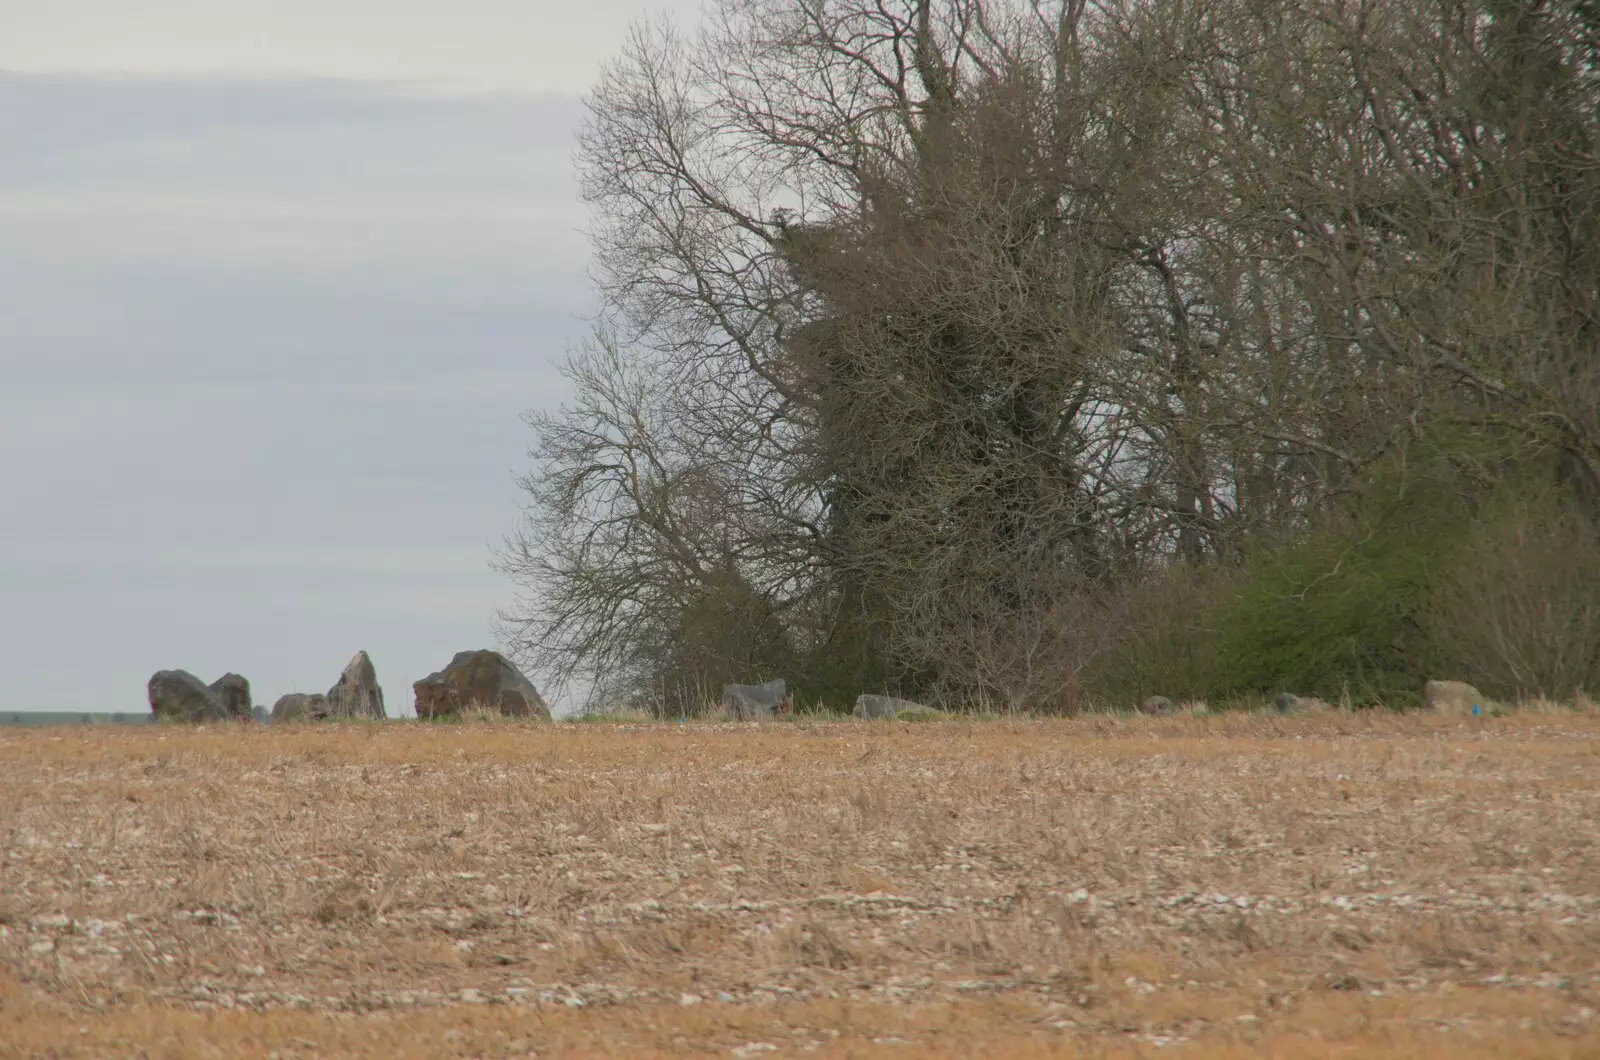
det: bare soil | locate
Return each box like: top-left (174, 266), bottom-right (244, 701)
top-left (2, 713), bottom-right (1598, 1057)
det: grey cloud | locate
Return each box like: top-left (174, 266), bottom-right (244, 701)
top-left (0, 73), bottom-right (586, 171)
top-left (0, 0), bottom-right (705, 94)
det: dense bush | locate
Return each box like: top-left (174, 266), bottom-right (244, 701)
top-left (1077, 561), bottom-right (1237, 709)
top-left (1211, 529), bottom-right (1436, 706)
top-left (1424, 486), bottom-right (1600, 702)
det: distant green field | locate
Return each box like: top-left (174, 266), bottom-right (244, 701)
top-left (0, 712), bottom-right (155, 727)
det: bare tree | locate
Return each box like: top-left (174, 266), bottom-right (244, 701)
top-left (1425, 480), bottom-right (1600, 700)
top-left (500, 0), bottom-right (1600, 712)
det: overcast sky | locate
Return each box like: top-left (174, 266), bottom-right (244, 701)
top-left (0, 0), bottom-right (700, 715)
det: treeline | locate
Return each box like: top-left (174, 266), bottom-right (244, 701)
top-left (499, 0), bottom-right (1600, 714)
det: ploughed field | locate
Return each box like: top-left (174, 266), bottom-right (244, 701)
top-left (2, 715), bottom-right (1597, 1058)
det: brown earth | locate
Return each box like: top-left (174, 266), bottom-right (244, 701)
top-left (2, 713), bottom-right (1598, 1058)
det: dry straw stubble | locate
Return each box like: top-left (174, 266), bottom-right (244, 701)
top-left (2, 713), bottom-right (1598, 1057)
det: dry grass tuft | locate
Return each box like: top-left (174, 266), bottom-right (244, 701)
top-left (571, 709), bottom-right (657, 724)
top-left (2, 714), bottom-right (1598, 1057)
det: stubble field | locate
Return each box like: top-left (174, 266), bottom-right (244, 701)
top-left (2, 713), bottom-right (1598, 1058)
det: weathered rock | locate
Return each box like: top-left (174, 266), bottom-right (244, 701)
top-left (271, 693), bottom-right (330, 723)
top-left (148, 670), bottom-right (230, 723)
top-left (1423, 679), bottom-right (1484, 714)
top-left (208, 673), bottom-right (252, 720)
top-left (853, 694), bottom-right (925, 720)
top-left (326, 650), bottom-right (386, 720)
top-left (413, 650), bottom-right (550, 720)
top-left (722, 680), bottom-right (787, 720)
top-left (250, 704), bottom-right (270, 725)
top-left (1139, 695), bottom-right (1176, 716)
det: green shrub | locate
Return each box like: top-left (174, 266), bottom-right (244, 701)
top-left (1212, 529), bottom-right (1435, 705)
top-left (1212, 448), bottom-right (1494, 706)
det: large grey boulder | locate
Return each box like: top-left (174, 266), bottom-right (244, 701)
top-left (271, 692), bottom-right (330, 723)
top-left (1139, 695), bottom-right (1176, 716)
top-left (1423, 680), bottom-right (1484, 713)
top-left (853, 694), bottom-right (924, 720)
top-left (148, 670), bottom-right (231, 723)
top-left (326, 650), bottom-right (386, 719)
top-left (209, 673), bottom-right (252, 720)
top-left (413, 650), bottom-right (550, 720)
top-left (722, 679), bottom-right (787, 720)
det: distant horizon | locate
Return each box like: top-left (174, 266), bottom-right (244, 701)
top-left (0, 1), bottom-right (697, 718)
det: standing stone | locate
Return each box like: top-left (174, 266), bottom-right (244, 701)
top-left (1423, 680), bottom-right (1484, 714)
top-left (209, 673), bottom-right (252, 720)
top-left (413, 650), bottom-right (550, 720)
top-left (326, 651), bottom-right (386, 720)
top-left (271, 693), bottom-right (330, 723)
top-left (722, 680), bottom-right (787, 720)
top-left (148, 670), bottom-right (230, 723)
top-left (853, 694), bottom-right (924, 720)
